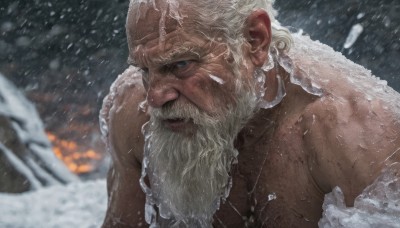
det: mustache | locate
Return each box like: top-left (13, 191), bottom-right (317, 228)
top-left (151, 101), bottom-right (224, 127)
top-left (151, 101), bottom-right (202, 120)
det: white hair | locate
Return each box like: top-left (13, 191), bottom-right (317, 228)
top-left (128, 0), bottom-right (293, 52)
top-left (183, 0), bottom-right (292, 52)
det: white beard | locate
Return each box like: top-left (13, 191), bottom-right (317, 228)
top-left (141, 79), bottom-right (258, 227)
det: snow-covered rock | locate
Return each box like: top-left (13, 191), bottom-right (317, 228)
top-left (0, 73), bottom-right (78, 193)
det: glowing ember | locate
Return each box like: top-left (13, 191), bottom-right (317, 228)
top-left (47, 132), bottom-right (102, 174)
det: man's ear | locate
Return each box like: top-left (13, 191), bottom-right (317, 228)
top-left (244, 10), bottom-right (272, 67)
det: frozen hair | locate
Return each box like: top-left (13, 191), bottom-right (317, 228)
top-left (128, 0), bottom-right (292, 52)
top-left (182, 0), bottom-right (292, 53)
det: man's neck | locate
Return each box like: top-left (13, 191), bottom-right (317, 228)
top-left (234, 66), bottom-right (289, 150)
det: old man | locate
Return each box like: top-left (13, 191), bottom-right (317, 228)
top-left (100, 0), bottom-right (400, 227)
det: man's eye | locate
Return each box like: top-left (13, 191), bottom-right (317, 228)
top-left (175, 61), bottom-right (190, 69)
top-left (160, 60), bottom-right (196, 78)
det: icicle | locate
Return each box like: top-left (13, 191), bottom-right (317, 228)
top-left (277, 52), bottom-right (323, 97)
top-left (258, 74), bottom-right (286, 109)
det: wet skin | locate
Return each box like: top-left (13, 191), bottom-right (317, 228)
top-left (101, 7), bottom-right (400, 228)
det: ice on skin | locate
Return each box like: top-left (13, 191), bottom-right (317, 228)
top-left (292, 33), bottom-right (400, 114)
top-left (209, 74), bottom-right (225, 85)
top-left (319, 163), bottom-right (400, 227)
top-left (99, 66), bottom-right (143, 141)
top-left (128, 0), bottom-right (183, 47)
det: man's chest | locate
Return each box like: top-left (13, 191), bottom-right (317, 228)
top-left (212, 131), bottom-right (325, 227)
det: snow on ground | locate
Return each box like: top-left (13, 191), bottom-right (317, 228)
top-left (0, 180), bottom-right (107, 228)
top-left (0, 163), bottom-right (399, 228)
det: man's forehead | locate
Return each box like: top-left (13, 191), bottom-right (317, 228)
top-left (126, 1), bottom-right (183, 44)
top-left (126, 1), bottom-right (229, 66)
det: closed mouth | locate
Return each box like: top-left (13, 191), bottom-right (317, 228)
top-left (163, 118), bottom-right (192, 131)
top-left (165, 118), bottom-right (187, 123)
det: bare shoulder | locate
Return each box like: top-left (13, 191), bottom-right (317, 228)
top-left (100, 66), bottom-right (149, 168)
top-left (100, 67), bottom-right (149, 227)
top-left (287, 35), bottom-right (400, 204)
top-left (299, 78), bottom-right (400, 205)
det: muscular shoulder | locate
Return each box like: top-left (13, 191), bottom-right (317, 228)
top-left (100, 66), bottom-right (149, 168)
top-left (285, 35), bottom-right (400, 203)
top-left (300, 87), bottom-right (400, 204)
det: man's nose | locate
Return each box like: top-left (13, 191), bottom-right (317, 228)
top-left (146, 79), bottom-right (179, 108)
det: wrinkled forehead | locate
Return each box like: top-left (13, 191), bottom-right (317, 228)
top-left (126, 0), bottom-right (185, 45)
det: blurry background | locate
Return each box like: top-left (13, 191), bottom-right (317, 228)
top-left (0, 0), bottom-right (399, 178)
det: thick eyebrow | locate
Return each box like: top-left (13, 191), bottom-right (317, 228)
top-left (156, 46), bottom-right (203, 65)
top-left (130, 45), bottom-right (204, 68)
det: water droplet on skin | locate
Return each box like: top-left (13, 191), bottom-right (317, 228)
top-left (268, 192), bottom-right (277, 201)
top-left (138, 100), bottom-right (147, 112)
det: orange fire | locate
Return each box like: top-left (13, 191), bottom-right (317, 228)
top-left (47, 132), bottom-right (102, 174)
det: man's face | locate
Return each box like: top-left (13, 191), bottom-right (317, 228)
top-left (127, 4), bottom-right (257, 134)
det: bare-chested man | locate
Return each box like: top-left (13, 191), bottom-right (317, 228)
top-left (100, 0), bottom-right (400, 227)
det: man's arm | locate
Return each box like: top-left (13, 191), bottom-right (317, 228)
top-left (302, 91), bottom-right (400, 205)
top-left (102, 162), bottom-right (146, 227)
top-left (101, 67), bottom-right (149, 227)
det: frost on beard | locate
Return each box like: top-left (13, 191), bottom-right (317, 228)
top-left (319, 163), bottom-right (400, 228)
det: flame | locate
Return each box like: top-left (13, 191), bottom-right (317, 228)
top-left (47, 132), bottom-right (102, 174)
